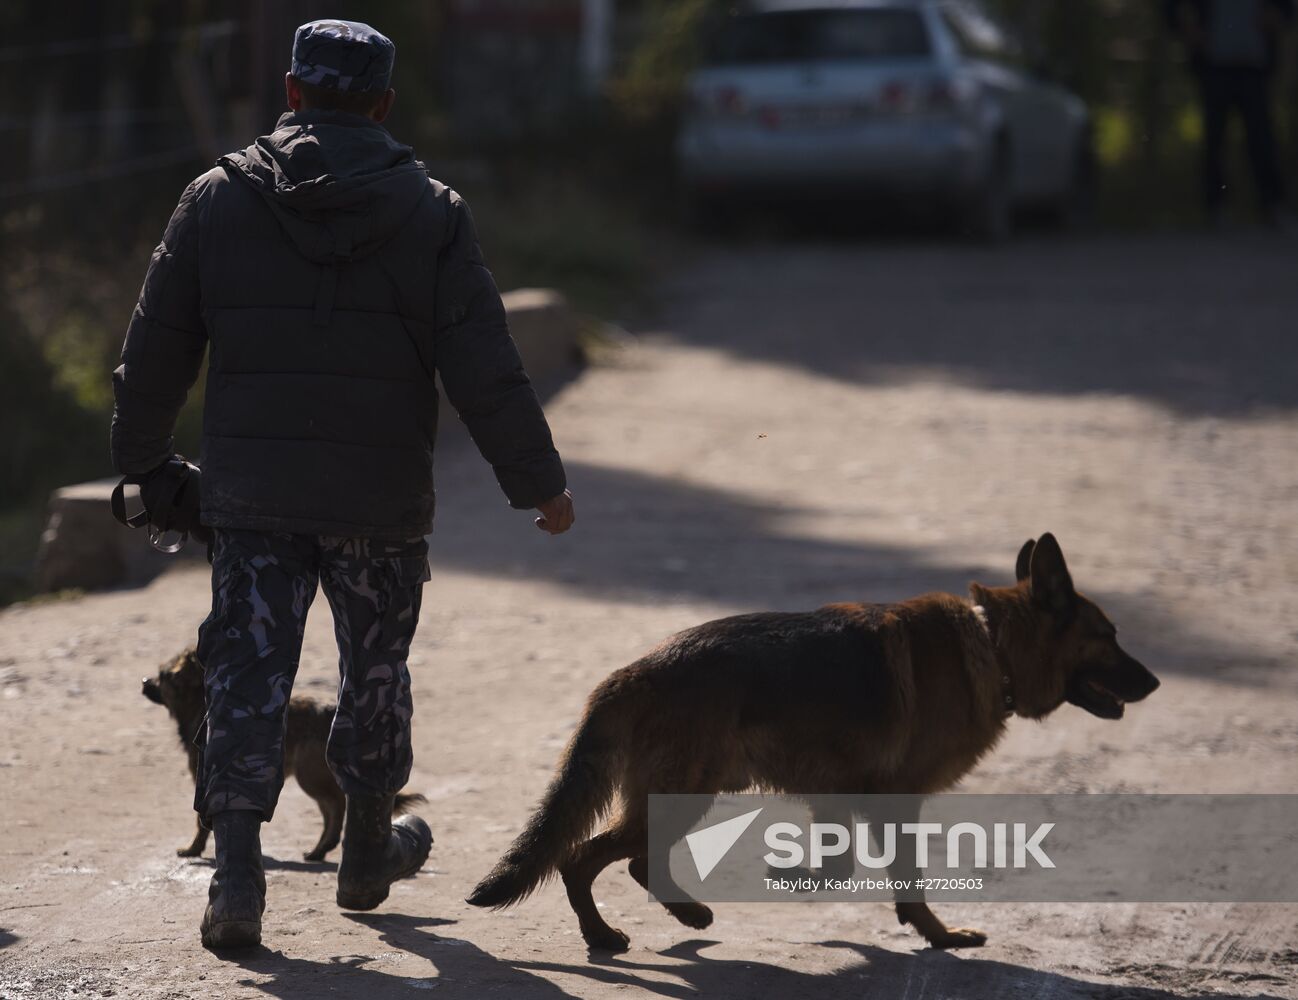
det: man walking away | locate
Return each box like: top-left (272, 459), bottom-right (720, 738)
top-left (1168, 0), bottom-right (1295, 227)
top-left (110, 20), bottom-right (575, 949)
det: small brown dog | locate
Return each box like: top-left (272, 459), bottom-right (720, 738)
top-left (142, 648), bottom-right (425, 861)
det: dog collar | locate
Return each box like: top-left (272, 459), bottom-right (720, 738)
top-left (972, 603), bottom-right (1015, 716)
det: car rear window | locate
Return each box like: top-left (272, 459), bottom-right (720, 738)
top-left (705, 9), bottom-right (932, 65)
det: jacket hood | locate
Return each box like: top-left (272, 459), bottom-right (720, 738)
top-left (219, 110), bottom-right (429, 264)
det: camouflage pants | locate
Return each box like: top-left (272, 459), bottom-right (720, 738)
top-left (194, 529), bottom-right (430, 821)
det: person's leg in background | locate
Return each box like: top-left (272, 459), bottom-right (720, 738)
top-left (1199, 67), bottom-right (1233, 225)
top-left (318, 536), bottom-right (433, 910)
top-left (1234, 67), bottom-right (1286, 222)
top-left (194, 529), bottom-right (321, 948)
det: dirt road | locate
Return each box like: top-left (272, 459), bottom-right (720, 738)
top-left (2, 232), bottom-right (1296, 999)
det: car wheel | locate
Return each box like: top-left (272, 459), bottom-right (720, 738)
top-left (962, 140), bottom-right (1012, 244)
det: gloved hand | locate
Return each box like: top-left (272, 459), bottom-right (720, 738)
top-left (129, 456), bottom-right (211, 546)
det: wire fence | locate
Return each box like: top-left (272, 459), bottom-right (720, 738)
top-left (0, 21), bottom-right (239, 63)
top-left (0, 146), bottom-right (201, 200)
top-left (0, 18), bottom-right (246, 203)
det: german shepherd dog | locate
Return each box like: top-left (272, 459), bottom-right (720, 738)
top-left (468, 534), bottom-right (1160, 951)
top-left (142, 648), bottom-right (425, 862)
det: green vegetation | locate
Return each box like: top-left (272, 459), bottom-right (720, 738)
top-left (1, 0), bottom-right (1294, 599)
top-left (471, 178), bottom-right (655, 319)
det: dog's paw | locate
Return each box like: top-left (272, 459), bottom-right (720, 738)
top-left (668, 901), bottom-right (713, 929)
top-left (583, 925), bottom-right (631, 953)
top-left (177, 846), bottom-right (204, 858)
top-left (303, 850), bottom-right (327, 863)
top-left (928, 927), bottom-right (987, 950)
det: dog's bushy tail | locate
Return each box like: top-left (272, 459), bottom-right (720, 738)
top-left (392, 792), bottom-right (428, 816)
top-left (465, 697), bottom-right (623, 909)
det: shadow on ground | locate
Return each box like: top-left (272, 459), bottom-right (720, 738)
top-left (422, 234), bottom-right (1294, 683)
top-left (221, 917), bottom-right (1287, 1000)
top-left (427, 456), bottom-right (1279, 682)
top-left (654, 235), bottom-right (1298, 416)
top-left (180, 855), bottom-right (336, 874)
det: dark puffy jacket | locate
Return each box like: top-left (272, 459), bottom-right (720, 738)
top-left (111, 109), bottom-right (566, 538)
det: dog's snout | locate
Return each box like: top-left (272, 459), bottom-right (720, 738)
top-left (1120, 657), bottom-right (1160, 702)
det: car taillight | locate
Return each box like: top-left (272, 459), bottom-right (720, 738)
top-left (714, 85), bottom-right (747, 117)
top-left (926, 77), bottom-right (977, 112)
top-left (877, 80), bottom-right (912, 114)
top-left (875, 78), bottom-right (974, 116)
top-left (927, 81), bottom-right (958, 110)
top-left (687, 86), bottom-right (747, 118)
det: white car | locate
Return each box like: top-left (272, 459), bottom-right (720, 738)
top-left (676, 0), bottom-right (1093, 237)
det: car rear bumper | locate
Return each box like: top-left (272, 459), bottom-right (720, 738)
top-left (677, 117), bottom-right (987, 197)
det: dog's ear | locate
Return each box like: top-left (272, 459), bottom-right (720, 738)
top-left (176, 650), bottom-right (205, 688)
top-left (1015, 539), bottom-right (1036, 582)
top-left (1029, 533), bottom-right (1075, 615)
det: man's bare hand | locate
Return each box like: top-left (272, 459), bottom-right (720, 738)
top-left (534, 489), bottom-right (574, 535)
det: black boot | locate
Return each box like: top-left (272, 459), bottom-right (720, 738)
top-left (199, 810), bottom-right (266, 949)
top-left (336, 794), bottom-right (433, 910)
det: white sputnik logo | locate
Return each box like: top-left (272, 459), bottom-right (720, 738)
top-left (685, 808), bottom-right (764, 881)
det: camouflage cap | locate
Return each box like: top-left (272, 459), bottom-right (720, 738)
top-left (291, 19), bottom-right (395, 93)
